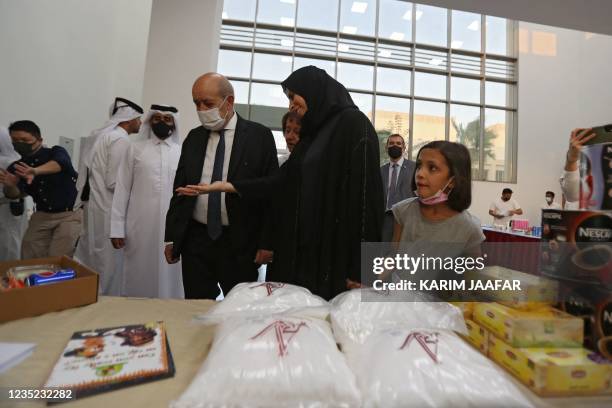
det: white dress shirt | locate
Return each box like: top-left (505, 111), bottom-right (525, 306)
top-left (193, 112), bottom-right (237, 226)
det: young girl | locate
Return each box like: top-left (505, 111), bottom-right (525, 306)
top-left (391, 141), bottom-right (484, 256)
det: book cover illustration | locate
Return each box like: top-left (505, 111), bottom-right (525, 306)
top-left (43, 321), bottom-right (175, 401)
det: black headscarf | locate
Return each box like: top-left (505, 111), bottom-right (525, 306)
top-left (281, 66), bottom-right (356, 136)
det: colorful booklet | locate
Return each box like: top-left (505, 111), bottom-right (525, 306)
top-left (43, 322), bottom-right (175, 401)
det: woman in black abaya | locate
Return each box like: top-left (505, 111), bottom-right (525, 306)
top-left (178, 66), bottom-right (384, 299)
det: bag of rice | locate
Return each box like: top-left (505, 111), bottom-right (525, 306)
top-left (330, 288), bottom-right (467, 353)
top-left (171, 315), bottom-right (361, 408)
top-left (200, 282), bottom-right (329, 322)
top-left (351, 328), bottom-right (534, 408)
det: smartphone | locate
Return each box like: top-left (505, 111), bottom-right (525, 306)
top-left (583, 123), bottom-right (612, 146)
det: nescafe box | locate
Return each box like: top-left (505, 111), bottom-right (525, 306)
top-left (488, 335), bottom-right (612, 396)
top-left (540, 209), bottom-right (612, 289)
top-left (560, 284), bottom-right (612, 360)
top-left (579, 124), bottom-right (612, 210)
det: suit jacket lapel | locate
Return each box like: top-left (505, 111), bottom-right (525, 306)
top-left (191, 127), bottom-right (210, 184)
top-left (228, 114), bottom-right (247, 180)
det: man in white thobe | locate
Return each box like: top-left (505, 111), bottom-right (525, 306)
top-left (0, 127), bottom-right (28, 260)
top-left (74, 97), bottom-right (142, 295)
top-left (110, 105), bottom-right (184, 298)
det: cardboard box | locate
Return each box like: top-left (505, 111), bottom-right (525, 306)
top-left (579, 125), bottom-right (612, 210)
top-left (0, 256), bottom-right (98, 323)
top-left (474, 303), bottom-right (583, 348)
top-left (466, 266), bottom-right (559, 310)
top-left (460, 319), bottom-right (489, 354)
top-left (540, 209), bottom-right (612, 289)
top-left (488, 335), bottom-right (612, 396)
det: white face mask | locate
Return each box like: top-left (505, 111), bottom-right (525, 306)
top-left (198, 97), bottom-right (229, 131)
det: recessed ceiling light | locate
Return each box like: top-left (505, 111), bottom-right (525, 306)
top-left (378, 50), bottom-right (392, 58)
top-left (343, 25), bottom-right (358, 34)
top-left (415, 11), bottom-right (423, 20)
top-left (280, 0), bottom-right (295, 4)
top-left (451, 40), bottom-right (463, 48)
top-left (351, 2), bottom-right (368, 14)
top-left (338, 44), bottom-right (350, 52)
top-left (467, 20), bottom-right (479, 31)
top-left (390, 32), bottom-right (405, 41)
top-left (402, 10), bottom-right (411, 20)
top-left (429, 58), bottom-right (443, 66)
top-left (281, 39), bottom-right (294, 47)
top-left (280, 17), bottom-right (294, 26)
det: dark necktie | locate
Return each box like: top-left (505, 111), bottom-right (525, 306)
top-left (387, 163), bottom-right (399, 210)
top-left (207, 129), bottom-right (225, 240)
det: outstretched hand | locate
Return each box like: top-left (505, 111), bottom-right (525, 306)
top-left (175, 181), bottom-right (235, 196)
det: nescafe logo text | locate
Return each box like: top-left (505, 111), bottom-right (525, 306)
top-left (575, 215), bottom-right (612, 242)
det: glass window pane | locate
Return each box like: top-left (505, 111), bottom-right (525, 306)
top-left (485, 81), bottom-right (514, 107)
top-left (451, 11), bottom-right (481, 52)
top-left (229, 80), bottom-right (250, 104)
top-left (376, 66), bottom-right (411, 95)
top-left (415, 4), bottom-right (447, 47)
top-left (249, 82), bottom-right (288, 129)
top-left (414, 72), bottom-right (446, 99)
top-left (222, 0), bottom-right (256, 21)
top-left (486, 16), bottom-right (513, 56)
top-left (412, 100), bottom-right (446, 159)
top-left (257, 0), bottom-right (296, 27)
top-left (349, 92), bottom-right (373, 119)
top-left (451, 77), bottom-right (480, 104)
top-left (484, 108), bottom-right (512, 182)
top-left (252, 53), bottom-right (292, 81)
top-left (294, 57), bottom-right (336, 78)
top-left (337, 62), bottom-right (374, 91)
top-left (378, 0), bottom-right (413, 43)
top-left (218, 49), bottom-right (251, 78)
top-left (297, 0), bottom-right (338, 32)
top-left (339, 0), bottom-right (376, 37)
top-left (449, 104), bottom-right (480, 175)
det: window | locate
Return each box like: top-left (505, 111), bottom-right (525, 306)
top-left (219, 0), bottom-right (518, 182)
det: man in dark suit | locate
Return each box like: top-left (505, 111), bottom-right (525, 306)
top-left (164, 73), bottom-right (278, 299)
top-left (380, 134), bottom-right (416, 241)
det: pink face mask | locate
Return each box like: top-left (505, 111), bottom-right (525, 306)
top-left (415, 178), bottom-right (454, 206)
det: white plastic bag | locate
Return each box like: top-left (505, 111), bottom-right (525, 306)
top-left (172, 315), bottom-right (361, 408)
top-left (351, 328), bottom-right (534, 408)
top-left (200, 282), bottom-right (329, 322)
top-left (330, 288), bottom-right (467, 353)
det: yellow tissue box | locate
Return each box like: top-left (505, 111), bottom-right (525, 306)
top-left (474, 302), bottom-right (583, 348)
top-left (466, 266), bottom-right (558, 310)
top-left (460, 319), bottom-right (489, 354)
top-left (488, 335), bottom-right (612, 396)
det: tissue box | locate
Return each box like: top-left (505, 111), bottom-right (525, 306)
top-left (460, 319), bottom-right (489, 354)
top-left (466, 266), bottom-right (558, 310)
top-left (488, 335), bottom-right (612, 396)
top-left (474, 303), bottom-right (583, 348)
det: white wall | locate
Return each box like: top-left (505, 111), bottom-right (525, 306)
top-left (142, 0), bottom-right (223, 137)
top-left (470, 22), bottom-right (612, 226)
top-left (0, 0), bottom-right (152, 163)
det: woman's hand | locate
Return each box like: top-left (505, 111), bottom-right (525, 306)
top-left (176, 181), bottom-right (236, 196)
top-left (566, 128), bottom-right (596, 171)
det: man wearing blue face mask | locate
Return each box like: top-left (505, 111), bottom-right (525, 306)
top-left (164, 72), bottom-right (279, 299)
top-left (0, 120), bottom-right (81, 259)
